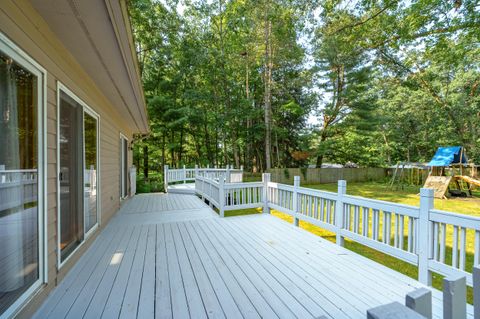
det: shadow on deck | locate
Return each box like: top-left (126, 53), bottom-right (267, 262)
top-left (34, 193), bottom-right (472, 319)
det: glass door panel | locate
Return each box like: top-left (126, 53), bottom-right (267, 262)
top-left (59, 91), bottom-right (84, 262)
top-left (0, 51), bottom-right (40, 315)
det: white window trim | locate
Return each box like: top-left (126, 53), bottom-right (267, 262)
top-left (119, 133), bottom-right (129, 200)
top-left (83, 106), bottom-right (101, 237)
top-left (56, 82), bottom-right (101, 269)
top-left (0, 32), bottom-right (47, 319)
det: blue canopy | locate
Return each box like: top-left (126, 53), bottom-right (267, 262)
top-left (428, 146), bottom-right (468, 167)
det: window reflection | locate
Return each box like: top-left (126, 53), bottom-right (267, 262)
top-left (0, 52), bottom-right (39, 315)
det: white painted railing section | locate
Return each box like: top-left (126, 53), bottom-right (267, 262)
top-left (164, 165), bottom-right (243, 191)
top-left (194, 172), bottom-right (480, 288)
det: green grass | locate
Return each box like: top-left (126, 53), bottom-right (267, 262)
top-left (224, 181), bottom-right (480, 303)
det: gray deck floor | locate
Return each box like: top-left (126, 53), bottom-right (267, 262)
top-left (34, 193), bottom-right (472, 319)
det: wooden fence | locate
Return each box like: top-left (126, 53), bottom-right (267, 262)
top-left (268, 167), bottom-right (387, 184)
top-left (195, 173), bottom-right (480, 290)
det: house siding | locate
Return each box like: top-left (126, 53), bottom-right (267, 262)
top-left (0, 1), bottom-right (137, 318)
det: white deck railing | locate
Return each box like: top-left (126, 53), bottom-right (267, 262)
top-left (0, 169), bottom-right (38, 212)
top-left (195, 172), bottom-right (480, 289)
top-left (164, 165), bottom-right (243, 189)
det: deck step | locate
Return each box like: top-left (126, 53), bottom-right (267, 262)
top-left (167, 185), bottom-right (196, 195)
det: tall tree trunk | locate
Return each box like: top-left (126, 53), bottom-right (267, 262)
top-left (315, 131), bottom-right (328, 168)
top-left (161, 132), bottom-right (166, 170)
top-left (203, 116), bottom-right (213, 164)
top-left (245, 53), bottom-right (252, 170)
top-left (263, 1), bottom-right (272, 171)
top-left (143, 145), bottom-right (149, 182)
top-left (179, 127), bottom-right (184, 164)
top-left (170, 130), bottom-right (175, 167)
top-left (275, 130), bottom-right (280, 167)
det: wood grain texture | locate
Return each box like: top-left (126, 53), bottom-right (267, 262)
top-left (33, 193), bottom-right (473, 319)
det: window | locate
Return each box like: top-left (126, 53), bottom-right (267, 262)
top-left (57, 84), bottom-right (99, 265)
top-left (0, 34), bottom-right (45, 317)
top-left (120, 135), bottom-right (128, 199)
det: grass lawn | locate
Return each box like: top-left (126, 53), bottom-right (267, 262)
top-left (224, 181), bottom-right (480, 303)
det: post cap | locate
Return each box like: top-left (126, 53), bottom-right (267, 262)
top-left (338, 180), bottom-right (347, 187)
top-left (420, 188), bottom-right (434, 198)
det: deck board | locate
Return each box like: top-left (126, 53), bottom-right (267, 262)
top-left (33, 193), bottom-right (473, 319)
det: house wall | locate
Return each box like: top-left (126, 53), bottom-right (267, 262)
top-left (0, 1), bottom-right (137, 317)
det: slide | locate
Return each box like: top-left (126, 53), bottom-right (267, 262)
top-left (455, 175), bottom-right (480, 187)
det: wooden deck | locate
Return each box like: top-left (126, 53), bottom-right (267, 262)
top-left (34, 193), bottom-right (472, 319)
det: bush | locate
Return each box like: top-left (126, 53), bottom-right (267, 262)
top-left (136, 173), bottom-right (164, 193)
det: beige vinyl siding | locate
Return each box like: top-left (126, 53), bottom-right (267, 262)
top-left (0, 1), bottom-right (138, 317)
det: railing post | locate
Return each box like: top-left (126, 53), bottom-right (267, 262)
top-left (443, 275), bottom-right (466, 319)
top-left (164, 165), bottom-right (169, 193)
top-left (474, 266), bottom-right (480, 319)
top-left (195, 164), bottom-right (199, 179)
top-left (406, 288), bottom-right (432, 319)
top-left (293, 176), bottom-right (300, 226)
top-left (219, 177), bottom-right (225, 217)
top-left (0, 165), bottom-right (5, 183)
top-left (183, 165), bottom-right (187, 184)
top-left (335, 180), bottom-right (346, 246)
top-left (418, 188), bottom-right (434, 285)
top-left (226, 166), bottom-right (231, 183)
top-left (262, 173), bottom-right (271, 214)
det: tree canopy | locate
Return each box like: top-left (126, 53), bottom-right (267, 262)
top-left (128, 0), bottom-right (480, 173)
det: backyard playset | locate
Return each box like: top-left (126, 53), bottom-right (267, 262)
top-left (423, 146), bottom-right (479, 198)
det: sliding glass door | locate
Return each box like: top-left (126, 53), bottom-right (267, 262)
top-left (58, 86), bottom-right (99, 264)
top-left (59, 91), bottom-right (84, 262)
top-left (0, 36), bottom-right (45, 317)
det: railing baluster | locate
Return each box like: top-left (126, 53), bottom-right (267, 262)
top-left (399, 215), bottom-right (404, 250)
top-left (326, 200), bottom-right (331, 224)
top-left (408, 217), bottom-right (413, 252)
top-left (460, 227), bottom-right (466, 271)
top-left (354, 205), bottom-right (359, 234)
top-left (453, 226), bottom-right (459, 269)
top-left (382, 211), bottom-right (388, 244)
top-left (310, 196), bottom-right (317, 218)
top-left (386, 212), bottom-right (391, 245)
top-left (433, 222), bottom-right (439, 261)
top-left (394, 213), bottom-right (399, 248)
top-left (475, 231), bottom-right (480, 266)
top-left (347, 204), bottom-right (352, 230)
top-left (320, 198), bottom-right (325, 221)
top-left (440, 223), bottom-right (446, 263)
top-left (372, 209), bottom-right (380, 241)
top-left (306, 195), bottom-right (310, 217)
top-left (363, 207), bottom-right (369, 237)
